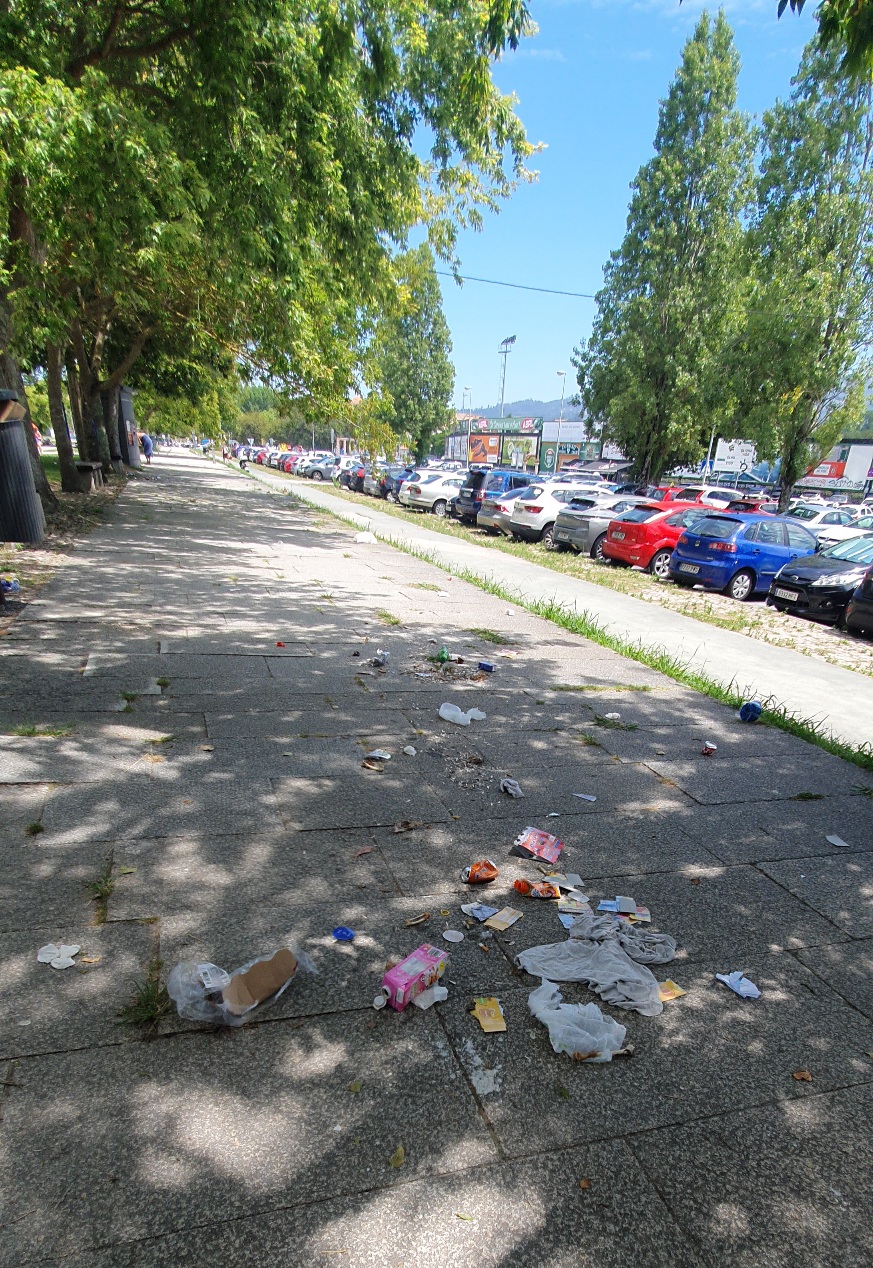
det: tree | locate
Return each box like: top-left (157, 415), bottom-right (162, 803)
top-left (735, 44), bottom-right (873, 507)
top-left (1, 1), bottom-right (535, 506)
top-left (368, 246), bottom-right (454, 460)
top-left (345, 394), bottom-right (408, 465)
top-left (573, 13), bottom-right (752, 483)
top-left (781, 1), bottom-right (873, 77)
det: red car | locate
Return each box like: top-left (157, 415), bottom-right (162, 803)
top-left (603, 503), bottom-right (709, 578)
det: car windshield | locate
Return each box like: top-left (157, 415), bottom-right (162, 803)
top-left (484, 473), bottom-right (510, 491)
top-left (567, 498), bottom-right (599, 510)
top-left (463, 471), bottom-right (488, 491)
top-left (692, 516), bottom-right (742, 540)
top-left (617, 506), bottom-right (661, 523)
top-left (821, 536), bottom-right (873, 563)
top-left (788, 506), bottom-right (819, 521)
top-left (519, 485), bottom-right (547, 500)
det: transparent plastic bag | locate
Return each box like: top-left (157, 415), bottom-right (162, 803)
top-left (167, 946), bottom-right (315, 1026)
top-left (528, 979), bottom-right (627, 1063)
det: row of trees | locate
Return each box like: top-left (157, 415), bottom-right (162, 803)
top-left (574, 14), bottom-right (873, 505)
top-left (1, 1), bottom-right (528, 506)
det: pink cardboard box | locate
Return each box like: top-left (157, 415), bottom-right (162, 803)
top-left (381, 943), bottom-right (449, 1011)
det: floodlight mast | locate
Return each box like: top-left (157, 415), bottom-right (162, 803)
top-left (497, 335), bottom-right (516, 418)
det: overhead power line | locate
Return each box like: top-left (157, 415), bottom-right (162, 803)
top-left (435, 270), bottom-right (596, 299)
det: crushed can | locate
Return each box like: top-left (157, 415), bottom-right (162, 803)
top-left (701, 741), bottom-right (718, 757)
top-left (461, 859), bottom-right (499, 884)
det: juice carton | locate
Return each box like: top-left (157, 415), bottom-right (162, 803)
top-left (381, 943), bottom-right (449, 1011)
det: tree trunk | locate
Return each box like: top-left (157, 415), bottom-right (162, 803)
top-left (64, 348), bottom-right (90, 462)
top-left (46, 343), bottom-right (88, 492)
top-left (0, 293), bottom-right (57, 511)
top-left (100, 388), bottom-right (124, 471)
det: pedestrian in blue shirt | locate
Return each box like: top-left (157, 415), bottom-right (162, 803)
top-left (140, 432), bottom-right (154, 464)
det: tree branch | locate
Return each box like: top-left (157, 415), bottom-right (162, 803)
top-left (67, 23), bottom-right (194, 79)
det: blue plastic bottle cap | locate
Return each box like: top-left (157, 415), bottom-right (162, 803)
top-left (332, 926), bottom-right (355, 942)
top-left (739, 701), bottom-right (762, 723)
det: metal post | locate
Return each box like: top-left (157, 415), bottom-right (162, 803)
top-left (498, 336), bottom-right (516, 419)
top-left (555, 371), bottom-right (566, 472)
top-left (704, 425), bottom-right (716, 479)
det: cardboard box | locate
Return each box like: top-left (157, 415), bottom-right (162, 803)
top-left (381, 943), bottom-right (449, 1011)
top-left (222, 948), bottom-right (299, 1017)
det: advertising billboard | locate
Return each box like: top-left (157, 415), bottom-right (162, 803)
top-left (500, 434), bottom-right (539, 469)
top-left (468, 433), bottom-right (502, 465)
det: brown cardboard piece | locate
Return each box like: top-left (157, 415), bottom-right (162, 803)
top-left (222, 948), bottom-right (298, 1016)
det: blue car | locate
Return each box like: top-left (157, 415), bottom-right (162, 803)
top-left (668, 512), bottom-right (818, 601)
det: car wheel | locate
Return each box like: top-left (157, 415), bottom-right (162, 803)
top-left (311, 471), bottom-right (324, 481)
top-left (648, 549), bottom-right (673, 580)
top-left (726, 569), bottom-right (755, 601)
top-left (432, 500), bottom-right (447, 517)
top-left (590, 533), bottom-right (607, 562)
top-left (541, 523), bottom-right (557, 550)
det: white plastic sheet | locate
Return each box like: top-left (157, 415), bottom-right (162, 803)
top-left (516, 938), bottom-right (664, 1016)
top-left (527, 980), bottom-right (627, 1062)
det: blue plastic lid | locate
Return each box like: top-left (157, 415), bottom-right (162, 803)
top-left (332, 926), bottom-right (355, 942)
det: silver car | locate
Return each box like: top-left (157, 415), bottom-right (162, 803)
top-left (553, 495), bottom-right (659, 560)
top-left (477, 486), bottom-right (528, 535)
top-left (400, 473), bottom-right (465, 515)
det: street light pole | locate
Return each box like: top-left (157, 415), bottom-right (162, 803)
top-left (498, 336), bottom-right (516, 419)
top-left (555, 371), bottom-right (566, 473)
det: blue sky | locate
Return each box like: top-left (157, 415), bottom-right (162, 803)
top-left (442, 0), bottom-right (817, 411)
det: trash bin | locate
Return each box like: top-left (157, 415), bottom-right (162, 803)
top-left (0, 390), bottom-right (46, 544)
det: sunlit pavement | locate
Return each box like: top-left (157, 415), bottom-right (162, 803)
top-left (0, 451), bottom-right (870, 1267)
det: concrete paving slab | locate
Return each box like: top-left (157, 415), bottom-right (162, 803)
top-left (797, 938), bottom-right (873, 1018)
top-left (55, 1138), bottom-right (707, 1268)
top-left (0, 920), bottom-right (155, 1058)
top-left (758, 854), bottom-right (873, 936)
top-left (437, 952), bottom-right (872, 1159)
top-left (270, 773), bottom-right (450, 832)
top-left (40, 779), bottom-right (285, 844)
top-left (0, 784), bottom-right (48, 848)
top-left (0, 735), bottom-right (154, 784)
top-left (632, 1084), bottom-right (873, 1268)
top-left (203, 706), bottom-right (411, 739)
top-left (753, 795), bottom-right (873, 858)
top-left (0, 838), bottom-right (108, 933)
top-left (644, 752), bottom-right (865, 805)
top-left (0, 1012), bottom-right (496, 1263)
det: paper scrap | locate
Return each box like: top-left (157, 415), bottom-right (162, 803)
top-left (484, 907), bottom-right (523, 932)
top-left (572, 793), bottom-right (597, 802)
top-left (472, 996), bottom-right (507, 1033)
top-left (826, 834), bottom-right (851, 848)
top-left (716, 971), bottom-right (761, 999)
top-left (461, 903), bottom-right (499, 922)
top-left (659, 980), bottom-right (687, 1002)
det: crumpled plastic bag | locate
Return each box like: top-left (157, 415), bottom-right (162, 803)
top-left (439, 702), bottom-right (487, 726)
top-left (167, 947), bottom-right (315, 1026)
top-left (354, 531), bottom-right (377, 544)
top-left (37, 942), bottom-right (81, 970)
top-left (528, 979), bottom-right (627, 1062)
top-left (716, 971), bottom-right (761, 999)
top-left (568, 913), bottom-right (677, 964)
top-left (516, 937), bottom-right (665, 1016)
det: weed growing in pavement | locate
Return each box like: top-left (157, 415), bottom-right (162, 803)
top-left (147, 735), bottom-right (175, 745)
top-left (89, 851), bottom-right (115, 923)
top-left (468, 627), bottom-right (514, 644)
top-left (594, 715), bottom-right (639, 731)
top-left (11, 722), bottom-right (74, 736)
top-left (25, 821), bottom-right (44, 836)
top-left (273, 485), bottom-right (873, 774)
top-left (117, 958), bottom-right (172, 1037)
top-left (552, 683), bottom-right (652, 693)
top-left (156, 677), bottom-right (171, 689)
top-left (793, 792), bottom-right (825, 800)
top-left (853, 784), bottom-right (873, 797)
top-left (120, 691), bottom-right (139, 703)
top-left (413, 582), bottom-right (443, 591)
top-left (576, 733), bottom-right (602, 747)
top-left (376, 609), bottom-right (402, 626)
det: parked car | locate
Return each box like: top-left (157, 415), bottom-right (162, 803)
top-left (553, 494), bottom-right (661, 560)
top-left (509, 481), bottom-right (604, 548)
top-left (766, 534), bottom-right (873, 624)
top-left (306, 454), bottom-right (341, 481)
top-left (297, 450), bottom-right (334, 477)
top-left (843, 563), bottom-right (873, 636)
top-left (668, 512), bottom-right (818, 600)
top-left (385, 464), bottom-right (416, 500)
top-left (477, 486), bottom-right (529, 535)
top-left (813, 511), bottom-right (873, 549)
top-left (786, 504), bottom-right (859, 542)
top-left (451, 468), bottom-right (535, 524)
top-left (400, 473), bottom-right (465, 515)
top-left (603, 503), bottom-right (710, 577)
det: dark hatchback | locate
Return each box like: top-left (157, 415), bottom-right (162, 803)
top-left (767, 534), bottom-right (873, 624)
top-left (451, 468), bottom-right (534, 524)
top-left (844, 565), bottom-right (873, 636)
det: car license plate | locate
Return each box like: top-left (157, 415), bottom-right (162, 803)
top-left (773, 588), bottom-right (799, 602)
top-left (612, 531), bottom-right (625, 540)
top-left (679, 563), bottom-right (699, 574)
top-left (555, 530), bottom-right (569, 541)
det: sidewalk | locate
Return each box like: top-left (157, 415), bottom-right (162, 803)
top-left (1, 451), bottom-right (871, 1268)
top-left (268, 472), bottom-right (873, 749)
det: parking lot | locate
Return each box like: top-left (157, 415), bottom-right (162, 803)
top-left (260, 465), bottom-right (873, 682)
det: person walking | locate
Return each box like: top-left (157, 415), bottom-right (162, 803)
top-left (140, 432), bottom-right (154, 465)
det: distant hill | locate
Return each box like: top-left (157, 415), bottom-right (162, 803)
top-left (471, 398), bottom-right (583, 422)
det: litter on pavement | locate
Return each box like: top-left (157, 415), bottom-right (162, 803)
top-left (528, 980), bottom-right (627, 1062)
top-left (739, 700), bottom-right (763, 722)
top-left (826, 834), bottom-right (851, 848)
top-left (354, 531), bottom-right (377, 543)
top-left (461, 903), bottom-right (500, 921)
top-left (402, 746), bottom-right (417, 756)
top-left (36, 942), bottom-right (81, 970)
top-left (167, 947), bottom-right (314, 1026)
top-left (500, 777), bottom-right (525, 798)
top-left (461, 859), bottom-right (499, 883)
top-left (332, 926), bottom-right (355, 942)
top-left (701, 741), bottom-right (718, 756)
top-left (442, 929), bottom-right (465, 943)
top-left (381, 943), bottom-right (449, 1011)
top-left (716, 971), bottom-right (761, 999)
top-left (514, 880), bottom-right (561, 899)
top-left (439, 702), bottom-right (487, 726)
top-left (484, 907), bottom-right (523, 931)
top-left (365, 749), bottom-right (392, 760)
top-left (511, 826), bottom-right (564, 865)
top-left (472, 997), bottom-right (507, 1033)
top-left (572, 793), bottom-right (597, 802)
top-left (413, 983), bottom-right (449, 1010)
top-left (658, 980), bottom-right (687, 1001)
